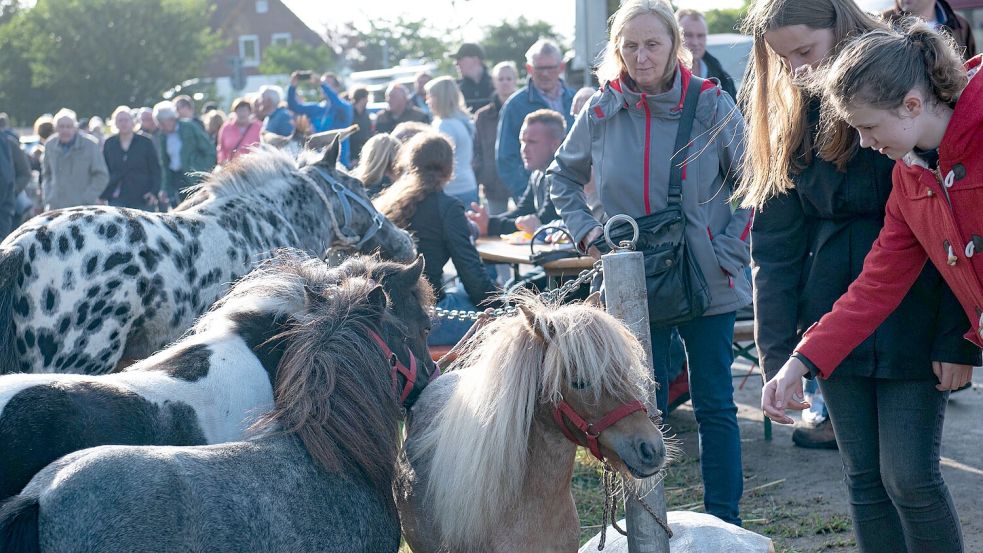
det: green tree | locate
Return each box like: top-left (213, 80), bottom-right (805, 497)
top-left (480, 17), bottom-right (565, 73)
top-left (704, 0), bottom-right (753, 34)
top-left (258, 42), bottom-right (336, 75)
top-left (0, 0), bottom-right (221, 123)
top-left (340, 17), bottom-right (450, 72)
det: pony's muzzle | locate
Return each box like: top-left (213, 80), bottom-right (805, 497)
top-left (622, 436), bottom-right (666, 478)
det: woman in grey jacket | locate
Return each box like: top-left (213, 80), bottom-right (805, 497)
top-left (548, 0), bottom-right (750, 525)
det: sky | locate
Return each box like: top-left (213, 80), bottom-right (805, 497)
top-left (283, 0), bottom-right (745, 42)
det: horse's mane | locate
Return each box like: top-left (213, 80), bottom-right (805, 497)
top-left (412, 293), bottom-right (652, 546)
top-left (175, 145), bottom-right (304, 210)
top-left (251, 272), bottom-right (404, 497)
top-left (189, 248), bottom-right (330, 336)
top-left (190, 250), bottom-right (433, 337)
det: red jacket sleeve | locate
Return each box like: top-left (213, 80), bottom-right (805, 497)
top-left (795, 186), bottom-right (928, 377)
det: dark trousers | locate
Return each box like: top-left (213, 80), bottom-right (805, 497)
top-left (819, 375), bottom-right (963, 553)
top-left (650, 311), bottom-right (743, 525)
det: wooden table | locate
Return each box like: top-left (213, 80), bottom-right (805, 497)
top-left (475, 237), bottom-right (595, 284)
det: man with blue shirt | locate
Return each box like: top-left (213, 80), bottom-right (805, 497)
top-left (496, 39), bottom-right (574, 200)
top-left (287, 71), bottom-right (354, 166)
top-left (259, 85), bottom-right (293, 137)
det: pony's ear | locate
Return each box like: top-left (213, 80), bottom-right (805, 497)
top-left (308, 125), bottom-right (359, 166)
top-left (518, 304), bottom-right (555, 343)
top-left (367, 284), bottom-right (388, 313)
top-left (303, 284), bottom-right (326, 307)
top-left (261, 131), bottom-right (290, 148)
top-left (403, 255), bottom-right (426, 281)
top-left (308, 131), bottom-right (340, 164)
top-left (585, 291), bottom-right (603, 308)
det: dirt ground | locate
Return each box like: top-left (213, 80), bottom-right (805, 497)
top-left (574, 361), bottom-right (983, 552)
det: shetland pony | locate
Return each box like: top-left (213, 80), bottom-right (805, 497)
top-left (0, 277), bottom-right (416, 552)
top-left (397, 295), bottom-right (667, 553)
top-left (0, 251), bottom-right (434, 499)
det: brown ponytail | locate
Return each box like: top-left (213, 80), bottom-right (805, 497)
top-left (373, 132), bottom-right (454, 229)
top-left (820, 18), bottom-right (967, 127)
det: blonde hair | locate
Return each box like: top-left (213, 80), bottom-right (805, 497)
top-left (821, 19), bottom-right (967, 121)
top-left (374, 132), bottom-right (453, 228)
top-left (109, 106), bottom-right (132, 133)
top-left (734, 0), bottom-right (886, 209)
top-left (596, 0), bottom-right (691, 87)
top-left (425, 76), bottom-right (469, 120)
top-left (351, 133), bottom-right (401, 189)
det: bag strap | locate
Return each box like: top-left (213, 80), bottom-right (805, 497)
top-left (668, 75), bottom-right (703, 205)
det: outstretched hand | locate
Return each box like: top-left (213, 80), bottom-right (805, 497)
top-left (761, 356), bottom-right (811, 424)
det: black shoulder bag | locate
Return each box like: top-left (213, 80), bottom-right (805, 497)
top-left (591, 75), bottom-right (712, 327)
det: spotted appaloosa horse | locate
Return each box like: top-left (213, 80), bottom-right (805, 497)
top-left (0, 251), bottom-right (435, 500)
top-left (0, 130), bottom-right (415, 375)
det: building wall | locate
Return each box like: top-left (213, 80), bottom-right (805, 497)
top-left (205, 0), bottom-right (325, 79)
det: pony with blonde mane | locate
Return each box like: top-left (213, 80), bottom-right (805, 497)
top-left (397, 294), bottom-right (666, 552)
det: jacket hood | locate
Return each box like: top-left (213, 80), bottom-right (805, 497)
top-left (905, 54), bottom-right (983, 166)
top-left (591, 63), bottom-right (719, 123)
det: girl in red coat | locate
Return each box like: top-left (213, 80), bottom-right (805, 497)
top-left (764, 22), bottom-right (983, 427)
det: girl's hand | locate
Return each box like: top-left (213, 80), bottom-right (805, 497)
top-left (932, 362), bottom-right (973, 391)
top-left (761, 357), bottom-right (811, 424)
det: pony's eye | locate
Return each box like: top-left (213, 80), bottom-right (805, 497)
top-left (571, 379), bottom-right (590, 390)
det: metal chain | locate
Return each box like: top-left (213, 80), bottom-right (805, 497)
top-left (431, 259), bottom-right (604, 321)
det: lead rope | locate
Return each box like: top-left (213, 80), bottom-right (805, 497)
top-left (297, 171), bottom-right (359, 249)
top-left (596, 410), bottom-right (673, 550)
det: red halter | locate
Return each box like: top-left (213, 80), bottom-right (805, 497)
top-left (553, 399), bottom-right (647, 462)
top-left (368, 330), bottom-right (417, 404)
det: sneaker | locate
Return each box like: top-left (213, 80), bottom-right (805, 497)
top-left (792, 418), bottom-right (838, 450)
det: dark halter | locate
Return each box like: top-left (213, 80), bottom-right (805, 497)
top-left (308, 165), bottom-right (385, 249)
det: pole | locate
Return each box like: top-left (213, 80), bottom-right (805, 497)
top-left (601, 216), bottom-right (670, 553)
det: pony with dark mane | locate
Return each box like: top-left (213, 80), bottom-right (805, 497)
top-left (0, 251), bottom-right (434, 500)
top-left (0, 275), bottom-right (421, 553)
top-left (397, 294), bottom-right (667, 553)
top-left (0, 127), bottom-right (415, 375)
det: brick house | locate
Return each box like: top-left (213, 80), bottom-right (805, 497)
top-left (205, 0), bottom-right (326, 79)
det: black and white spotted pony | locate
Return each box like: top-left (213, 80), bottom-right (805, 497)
top-left (0, 251), bottom-right (435, 499)
top-left (0, 128), bottom-right (416, 375)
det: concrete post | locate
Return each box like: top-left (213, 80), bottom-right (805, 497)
top-left (602, 242), bottom-right (671, 553)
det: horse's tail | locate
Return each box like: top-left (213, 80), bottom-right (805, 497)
top-left (0, 494), bottom-right (40, 553)
top-left (0, 246), bottom-right (24, 373)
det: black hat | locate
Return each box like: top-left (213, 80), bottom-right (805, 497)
top-left (448, 43), bottom-right (485, 60)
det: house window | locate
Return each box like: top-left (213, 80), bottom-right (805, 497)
top-left (255, 0), bottom-right (268, 13)
top-left (239, 35), bottom-right (260, 67)
top-left (271, 32), bottom-right (292, 48)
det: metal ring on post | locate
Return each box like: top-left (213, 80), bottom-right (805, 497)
top-left (604, 214), bottom-right (640, 252)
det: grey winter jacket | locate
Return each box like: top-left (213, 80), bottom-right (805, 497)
top-left (41, 133), bottom-right (109, 211)
top-left (548, 65), bottom-right (751, 316)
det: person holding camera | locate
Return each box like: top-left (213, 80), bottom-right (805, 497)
top-left (286, 70), bottom-right (353, 165)
top-left (548, 0), bottom-right (750, 526)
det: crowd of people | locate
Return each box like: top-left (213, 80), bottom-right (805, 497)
top-left (0, 0), bottom-right (981, 550)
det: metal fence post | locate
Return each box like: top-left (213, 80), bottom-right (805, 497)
top-left (601, 215), bottom-right (670, 553)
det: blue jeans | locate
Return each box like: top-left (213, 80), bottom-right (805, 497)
top-left (650, 311), bottom-right (743, 526)
top-left (428, 287), bottom-right (478, 346)
top-left (819, 375), bottom-right (962, 553)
